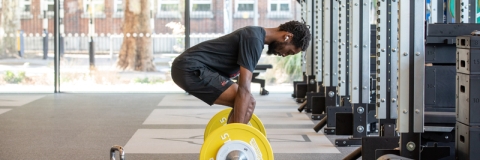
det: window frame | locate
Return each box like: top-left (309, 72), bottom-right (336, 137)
top-left (20, 0), bottom-right (34, 19)
top-left (267, 0), bottom-right (292, 19)
top-left (157, 0), bottom-right (181, 18)
top-left (112, 0), bottom-right (124, 18)
top-left (81, 0), bottom-right (106, 19)
top-left (233, 0), bottom-right (254, 19)
top-left (190, 0), bottom-right (213, 19)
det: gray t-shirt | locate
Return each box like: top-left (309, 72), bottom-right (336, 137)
top-left (175, 26), bottom-right (266, 78)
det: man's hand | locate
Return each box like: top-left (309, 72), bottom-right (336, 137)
top-left (232, 66), bottom-right (256, 124)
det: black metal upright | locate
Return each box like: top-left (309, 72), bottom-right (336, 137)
top-left (185, 0), bottom-right (190, 49)
top-left (396, 0), bottom-right (424, 158)
top-left (370, 0), bottom-right (450, 159)
top-left (331, 0), bottom-right (372, 147)
top-left (295, 0), bottom-right (320, 112)
top-left (88, 6), bottom-right (95, 70)
top-left (306, 0), bottom-right (317, 97)
top-left (54, 0), bottom-right (60, 92)
top-left (43, 10), bottom-right (48, 60)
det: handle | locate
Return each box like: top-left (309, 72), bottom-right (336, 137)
top-left (110, 145), bottom-right (125, 160)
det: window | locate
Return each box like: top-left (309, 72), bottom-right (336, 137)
top-left (234, 0), bottom-right (254, 19)
top-left (38, 0), bottom-right (54, 15)
top-left (20, 0), bottom-right (33, 19)
top-left (114, 0), bottom-right (123, 12)
top-left (270, 3), bottom-right (289, 12)
top-left (113, 0), bottom-right (123, 18)
top-left (191, 0), bottom-right (213, 18)
top-left (157, 0), bottom-right (181, 18)
top-left (161, 4), bottom-right (178, 11)
top-left (82, 0), bottom-right (105, 18)
top-left (192, 4), bottom-right (210, 11)
top-left (267, 0), bottom-right (292, 19)
top-left (46, 0), bottom-right (54, 11)
top-left (23, 0), bottom-right (32, 12)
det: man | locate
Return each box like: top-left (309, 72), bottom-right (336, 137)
top-left (171, 21), bottom-right (311, 124)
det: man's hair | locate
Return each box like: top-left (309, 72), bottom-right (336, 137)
top-left (278, 21), bottom-right (312, 51)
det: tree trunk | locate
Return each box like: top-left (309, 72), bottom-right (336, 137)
top-left (0, 0), bottom-right (20, 58)
top-left (117, 0), bottom-right (155, 71)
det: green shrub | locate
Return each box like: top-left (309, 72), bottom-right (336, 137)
top-left (273, 53), bottom-right (303, 81)
top-left (4, 71), bottom-right (27, 84)
top-left (134, 77), bottom-right (165, 84)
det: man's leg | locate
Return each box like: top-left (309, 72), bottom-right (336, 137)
top-left (214, 83), bottom-right (256, 124)
top-left (213, 83), bottom-right (237, 107)
top-left (171, 64), bottom-right (255, 124)
top-left (214, 83), bottom-right (237, 124)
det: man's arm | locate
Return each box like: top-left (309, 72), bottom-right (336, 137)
top-left (232, 66), bottom-right (255, 124)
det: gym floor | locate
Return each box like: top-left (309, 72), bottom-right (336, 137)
top-left (0, 93), bottom-right (358, 160)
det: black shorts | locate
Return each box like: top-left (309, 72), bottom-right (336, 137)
top-left (171, 58), bottom-right (234, 106)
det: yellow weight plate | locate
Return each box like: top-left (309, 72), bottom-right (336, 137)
top-left (199, 123), bottom-right (274, 160)
top-left (204, 108), bottom-right (266, 139)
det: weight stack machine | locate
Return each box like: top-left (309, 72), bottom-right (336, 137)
top-left (455, 33), bottom-right (480, 160)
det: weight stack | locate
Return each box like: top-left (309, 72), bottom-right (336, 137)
top-left (455, 34), bottom-right (480, 160)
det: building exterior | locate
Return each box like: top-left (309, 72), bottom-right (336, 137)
top-left (1, 0), bottom-right (299, 54)
top-left (10, 0), bottom-right (299, 34)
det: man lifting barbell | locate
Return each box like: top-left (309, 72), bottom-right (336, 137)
top-left (171, 21), bottom-right (311, 124)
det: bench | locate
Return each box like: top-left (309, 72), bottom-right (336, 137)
top-left (233, 64), bottom-right (272, 95)
top-left (252, 64), bottom-right (273, 95)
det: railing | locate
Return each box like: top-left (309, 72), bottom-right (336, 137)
top-left (19, 33), bottom-right (224, 55)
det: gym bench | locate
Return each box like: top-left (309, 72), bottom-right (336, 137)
top-left (253, 64), bottom-right (272, 95)
top-left (233, 64), bottom-right (272, 95)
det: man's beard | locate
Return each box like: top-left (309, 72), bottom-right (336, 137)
top-left (266, 41), bottom-right (284, 56)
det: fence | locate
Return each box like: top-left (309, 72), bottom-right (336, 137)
top-left (19, 33), bottom-right (223, 55)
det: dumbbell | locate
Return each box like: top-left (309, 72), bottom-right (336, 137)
top-left (204, 108), bottom-right (266, 139)
top-left (200, 123), bottom-right (274, 160)
top-left (110, 145), bottom-right (125, 160)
